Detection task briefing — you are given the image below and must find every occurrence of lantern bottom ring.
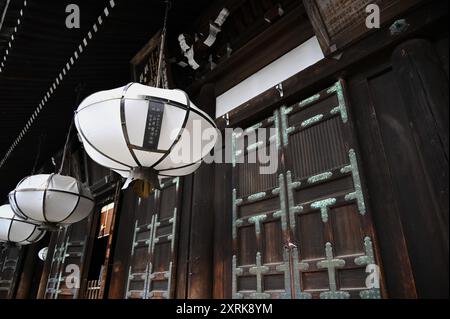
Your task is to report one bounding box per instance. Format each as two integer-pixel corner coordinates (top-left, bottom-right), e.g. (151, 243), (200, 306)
(38, 223), (62, 232)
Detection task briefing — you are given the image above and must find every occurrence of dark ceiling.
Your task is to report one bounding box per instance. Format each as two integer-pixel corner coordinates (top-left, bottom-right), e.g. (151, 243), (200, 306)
(0, 0), (211, 201)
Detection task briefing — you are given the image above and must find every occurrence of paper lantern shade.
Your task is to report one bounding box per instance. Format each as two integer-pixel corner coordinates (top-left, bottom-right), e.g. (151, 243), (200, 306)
(0, 204), (46, 245)
(9, 174), (94, 226)
(74, 83), (217, 181)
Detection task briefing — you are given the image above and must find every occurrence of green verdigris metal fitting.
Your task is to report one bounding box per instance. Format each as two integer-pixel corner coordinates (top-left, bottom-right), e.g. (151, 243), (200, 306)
(286, 171), (302, 229)
(232, 255), (243, 299)
(317, 242), (349, 299)
(355, 237), (381, 299)
(343, 149), (366, 216)
(168, 208), (177, 252)
(248, 214), (267, 235)
(298, 93), (321, 108)
(247, 191), (266, 202)
(307, 171), (333, 184)
(232, 189), (243, 239)
(280, 106), (290, 146)
(355, 237), (376, 266)
(311, 198), (337, 223)
(275, 248), (292, 299)
(273, 174), (288, 231)
(327, 81), (348, 123)
(291, 247), (311, 299)
(249, 252), (270, 299)
(301, 114), (324, 128)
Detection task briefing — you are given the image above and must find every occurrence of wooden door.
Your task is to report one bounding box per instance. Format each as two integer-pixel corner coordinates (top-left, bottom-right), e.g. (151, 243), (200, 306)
(231, 80), (384, 299)
(43, 219), (90, 299)
(125, 178), (181, 299)
(231, 111), (290, 298)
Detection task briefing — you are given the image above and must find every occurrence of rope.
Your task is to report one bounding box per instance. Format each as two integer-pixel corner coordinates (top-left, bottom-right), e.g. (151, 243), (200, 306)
(58, 84), (84, 174)
(156, 0), (171, 88)
(31, 134), (45, 175)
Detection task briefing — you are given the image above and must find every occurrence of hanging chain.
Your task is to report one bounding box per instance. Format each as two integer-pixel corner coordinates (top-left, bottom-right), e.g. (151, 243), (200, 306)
(156, 0), (171, 88)
(58, 120), (74, 174)
(31, 134), (45, 175)
(59, 84), (84, 174)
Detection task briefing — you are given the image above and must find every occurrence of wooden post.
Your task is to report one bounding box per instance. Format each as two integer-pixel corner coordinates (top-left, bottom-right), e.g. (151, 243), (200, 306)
(391, 39), (449, 298)
(15, 237), (48, 299)
(185, 84), (216, 298)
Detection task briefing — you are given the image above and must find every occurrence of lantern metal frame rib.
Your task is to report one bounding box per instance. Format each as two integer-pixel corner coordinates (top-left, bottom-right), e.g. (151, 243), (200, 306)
(8, 173), (95, 225)
(9, 176), (28, 220)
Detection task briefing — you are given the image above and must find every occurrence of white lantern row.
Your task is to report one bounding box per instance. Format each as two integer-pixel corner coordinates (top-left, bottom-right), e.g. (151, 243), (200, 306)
(3, 83), (216, 244)
(0, 204), (46, 245)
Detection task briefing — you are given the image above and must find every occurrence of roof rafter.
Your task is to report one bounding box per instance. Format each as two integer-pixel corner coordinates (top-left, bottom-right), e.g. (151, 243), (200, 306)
(0, 0), (116, 169)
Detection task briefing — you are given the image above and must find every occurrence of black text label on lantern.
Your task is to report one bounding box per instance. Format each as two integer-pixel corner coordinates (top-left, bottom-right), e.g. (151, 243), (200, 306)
(143, 100), (165, 150)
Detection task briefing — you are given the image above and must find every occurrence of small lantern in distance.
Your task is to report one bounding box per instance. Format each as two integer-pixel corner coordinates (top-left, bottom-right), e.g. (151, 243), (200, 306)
(9, 174), (95, 230)
(0, 204), (46, 245)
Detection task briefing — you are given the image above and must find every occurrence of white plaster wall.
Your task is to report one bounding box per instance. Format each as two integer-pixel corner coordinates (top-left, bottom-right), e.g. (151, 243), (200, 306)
(216, 36), (324, 119)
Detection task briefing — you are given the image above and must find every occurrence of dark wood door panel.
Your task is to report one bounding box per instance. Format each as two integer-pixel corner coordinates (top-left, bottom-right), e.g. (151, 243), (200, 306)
(230, 80), (384, 299)
(125, 178), (181, 299)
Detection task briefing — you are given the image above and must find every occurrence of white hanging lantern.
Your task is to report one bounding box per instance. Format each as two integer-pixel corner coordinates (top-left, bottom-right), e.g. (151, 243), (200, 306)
(0, 204), (46, 245)
(38, 247), (48, 261)
(74, 83), (217, 191)
(8, 174), (94, 229)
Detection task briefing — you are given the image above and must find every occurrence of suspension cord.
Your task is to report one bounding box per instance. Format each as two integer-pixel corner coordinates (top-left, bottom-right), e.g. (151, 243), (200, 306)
(156, 0), (171, 88)
(59, 84), (84, 174)
(31, 134), (45, 175)
(58, 119), (74, 174)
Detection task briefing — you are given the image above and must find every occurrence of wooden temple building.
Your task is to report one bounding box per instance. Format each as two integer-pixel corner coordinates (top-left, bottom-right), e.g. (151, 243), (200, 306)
(0, 0), (448, 299)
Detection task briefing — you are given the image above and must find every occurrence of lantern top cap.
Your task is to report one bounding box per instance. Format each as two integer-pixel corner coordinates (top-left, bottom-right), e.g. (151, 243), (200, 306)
(10, 173), (94, 201)
(76, 83), (189, 113)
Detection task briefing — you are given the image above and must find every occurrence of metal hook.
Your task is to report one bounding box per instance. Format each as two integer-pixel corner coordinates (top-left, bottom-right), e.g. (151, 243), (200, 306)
(276, 83), (284, 98)
(224, 113), (230, 126)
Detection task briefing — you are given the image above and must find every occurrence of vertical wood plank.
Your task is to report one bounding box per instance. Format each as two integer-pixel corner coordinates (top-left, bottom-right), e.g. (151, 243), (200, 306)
(186, 84), (216, 299)
(391, 39), (449, 298)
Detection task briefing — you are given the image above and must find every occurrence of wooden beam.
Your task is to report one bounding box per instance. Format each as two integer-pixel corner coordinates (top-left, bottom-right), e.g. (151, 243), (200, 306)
(187, 6), (311, 97)
(216, 0), (448, 130)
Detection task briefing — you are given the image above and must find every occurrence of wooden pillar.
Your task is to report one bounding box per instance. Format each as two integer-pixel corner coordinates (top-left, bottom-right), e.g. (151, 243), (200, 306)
(107, 188), (137, 299)
(175, 175), (193, 298)
(391, 39), (449, 298)
(15, 236), (50, 299)
(212, 162), (232, 298)
(36, 232), (58, 299)
(184, 84), (216, 298)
